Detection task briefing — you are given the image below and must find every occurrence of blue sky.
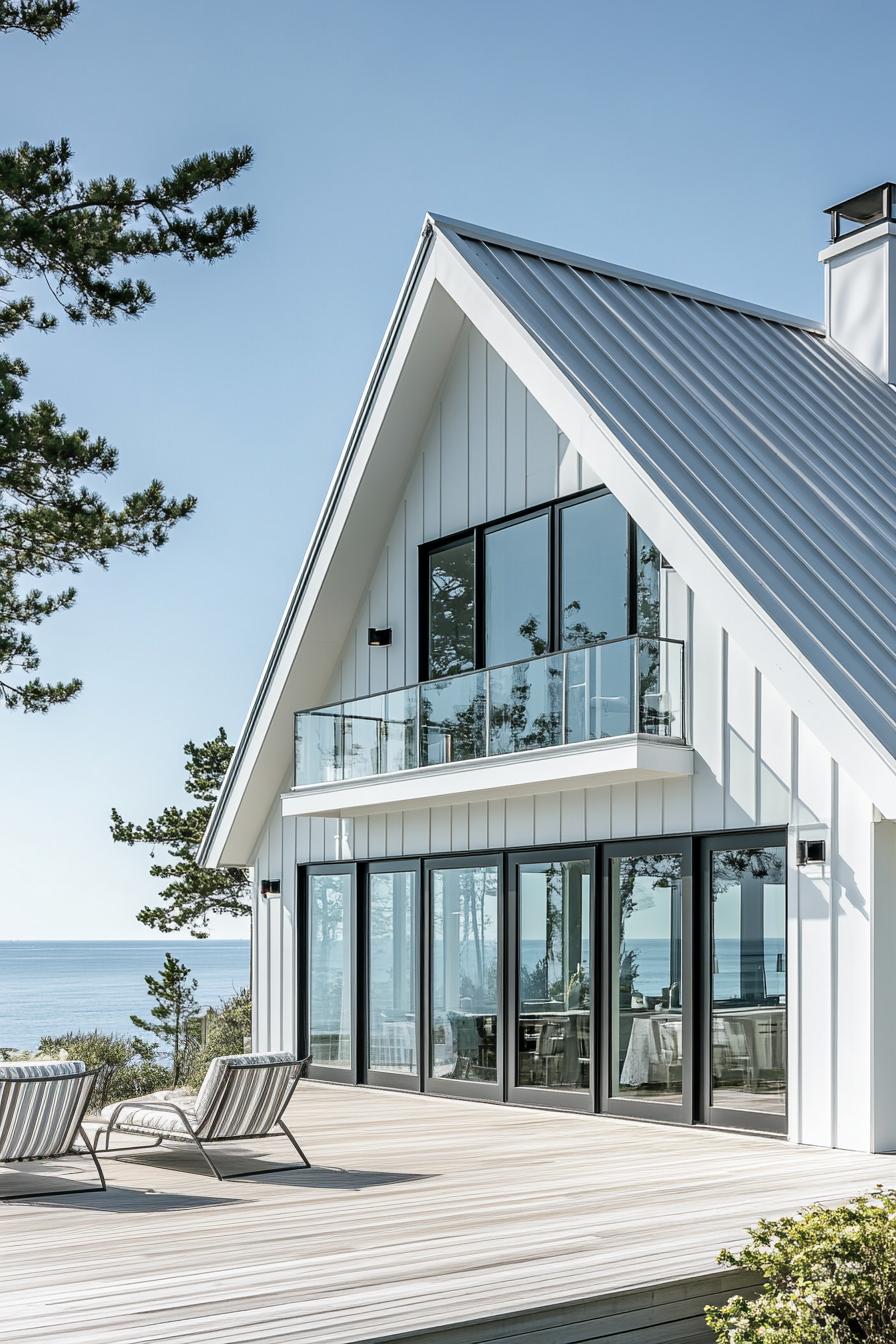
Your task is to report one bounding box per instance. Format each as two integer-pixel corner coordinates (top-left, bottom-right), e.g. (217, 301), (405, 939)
(1, 0), (893, 937)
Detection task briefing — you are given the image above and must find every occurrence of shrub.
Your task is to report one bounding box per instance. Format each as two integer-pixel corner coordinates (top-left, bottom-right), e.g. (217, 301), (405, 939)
(706, 1188), (896, 1343)
(185, 987), (251, 1089)
(36, 1031), (172, 1109)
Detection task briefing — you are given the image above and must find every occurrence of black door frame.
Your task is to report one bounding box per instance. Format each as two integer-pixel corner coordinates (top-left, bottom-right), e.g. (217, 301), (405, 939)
(300, 862), (359, 1084)
(506, 846), (597, 1113)
(364, 858), (424, 1093)
(600, 836), (695, 1124)
(422, 852), (505, 1103)
(698, 829), (788, 1136)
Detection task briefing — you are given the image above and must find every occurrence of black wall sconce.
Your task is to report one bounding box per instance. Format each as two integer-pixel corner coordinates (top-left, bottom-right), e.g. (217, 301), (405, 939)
(368, 626), (392, 647)
(260, 879), (281, 898)
(797, 839), (826, 866)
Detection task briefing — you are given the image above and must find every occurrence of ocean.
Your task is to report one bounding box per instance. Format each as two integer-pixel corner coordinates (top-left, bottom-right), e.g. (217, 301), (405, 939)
(0, 940), (251, 1053)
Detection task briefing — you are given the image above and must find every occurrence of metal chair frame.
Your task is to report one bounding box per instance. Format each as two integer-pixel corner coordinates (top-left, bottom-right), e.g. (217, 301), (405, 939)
(96, 1057), (312, 1181)
(1, 1067), (107, 1201)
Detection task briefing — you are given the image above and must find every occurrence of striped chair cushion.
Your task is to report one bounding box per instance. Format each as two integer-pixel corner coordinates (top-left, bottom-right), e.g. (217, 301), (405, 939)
(195, 1052), (298, 1141)
(0, 1060), (85, 1079)
(99, 1096), (200, 1142)
(0, 1062), (94, 1162)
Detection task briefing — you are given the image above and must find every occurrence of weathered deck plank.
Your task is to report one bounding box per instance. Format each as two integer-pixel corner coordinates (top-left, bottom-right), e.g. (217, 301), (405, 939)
(1, 1083), (895, 1342)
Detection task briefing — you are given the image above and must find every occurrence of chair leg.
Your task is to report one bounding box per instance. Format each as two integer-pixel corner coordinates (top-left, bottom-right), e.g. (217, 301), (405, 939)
(191, 1137), (226, 1181)
(189, 1124), (312, 1181)
(1, 1138), (106, 1202)
(78, 1126), (106, 1192)
(277, 1118), (311, 1168)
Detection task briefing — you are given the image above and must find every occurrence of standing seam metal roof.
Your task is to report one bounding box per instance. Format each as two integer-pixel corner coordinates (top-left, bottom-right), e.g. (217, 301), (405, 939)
(436, 219), (896, 765)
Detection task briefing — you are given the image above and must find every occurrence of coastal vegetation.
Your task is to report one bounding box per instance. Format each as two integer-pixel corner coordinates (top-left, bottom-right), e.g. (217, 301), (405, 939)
(0, 0), (255, 712)
(34, 1030), (170, 1106)
(185, 988), (252, 1089)
(130, 952), (200, 1088)
(706, 1189), (896, 1342)
(111, 729), (251, 939)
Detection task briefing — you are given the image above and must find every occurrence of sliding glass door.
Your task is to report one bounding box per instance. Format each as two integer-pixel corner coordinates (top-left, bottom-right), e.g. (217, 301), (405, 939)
(701, 834), (787, 1134)
(425, 856), (503, 1101)
(602, 840), (693, 1122)
(366, 862), (420, 1091)
(508, 850), (595, 1111)
(305, 865), (356, 1082)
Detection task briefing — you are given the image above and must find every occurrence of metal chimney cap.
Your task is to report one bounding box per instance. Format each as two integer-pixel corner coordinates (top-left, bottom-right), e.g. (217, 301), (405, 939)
(825, 183), (896, 241)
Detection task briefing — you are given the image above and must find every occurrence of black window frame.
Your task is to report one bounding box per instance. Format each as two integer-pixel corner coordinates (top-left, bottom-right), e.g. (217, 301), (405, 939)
(300, 862), (359, 1084)
(418, 487), (642, 682)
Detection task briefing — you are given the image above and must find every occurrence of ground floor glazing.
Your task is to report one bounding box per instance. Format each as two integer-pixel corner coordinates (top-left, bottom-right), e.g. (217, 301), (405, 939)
(298, 827), (787, 1135)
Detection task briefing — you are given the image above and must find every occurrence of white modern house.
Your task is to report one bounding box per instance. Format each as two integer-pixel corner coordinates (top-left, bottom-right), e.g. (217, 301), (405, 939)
(200, 185), (896, 1154)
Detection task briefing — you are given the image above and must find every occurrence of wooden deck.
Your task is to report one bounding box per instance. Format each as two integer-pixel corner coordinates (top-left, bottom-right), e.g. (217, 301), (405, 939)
(3, 1083), (896, 1343)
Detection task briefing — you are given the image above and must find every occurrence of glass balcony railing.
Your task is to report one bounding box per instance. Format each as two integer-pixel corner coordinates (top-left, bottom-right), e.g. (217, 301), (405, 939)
(294, 635), (685, 789)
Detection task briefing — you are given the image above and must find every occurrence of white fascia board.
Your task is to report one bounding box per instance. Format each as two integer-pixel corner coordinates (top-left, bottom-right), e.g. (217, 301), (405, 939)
(433, 231), (896, 818)
(200, 233), (447, 868)
(282, 737), (694, 820)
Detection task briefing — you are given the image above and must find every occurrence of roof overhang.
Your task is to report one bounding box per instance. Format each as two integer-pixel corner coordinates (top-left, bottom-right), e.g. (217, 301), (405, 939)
(201, 217), (896, 868)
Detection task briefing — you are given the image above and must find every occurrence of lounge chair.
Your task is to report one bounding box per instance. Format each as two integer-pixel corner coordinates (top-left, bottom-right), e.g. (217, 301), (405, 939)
(0, 1060), (105, 1200)
(97, 1052), (311, 1180)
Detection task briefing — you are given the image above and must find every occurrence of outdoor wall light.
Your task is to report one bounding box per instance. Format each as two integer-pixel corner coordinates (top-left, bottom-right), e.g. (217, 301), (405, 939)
(797, 839), (826, 866)
(260, 879), (281, 898)
(367, 626), (392, 647)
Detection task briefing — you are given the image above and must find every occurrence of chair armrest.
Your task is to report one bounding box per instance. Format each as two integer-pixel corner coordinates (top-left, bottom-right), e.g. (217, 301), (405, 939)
(104, 1099), (198, 1136)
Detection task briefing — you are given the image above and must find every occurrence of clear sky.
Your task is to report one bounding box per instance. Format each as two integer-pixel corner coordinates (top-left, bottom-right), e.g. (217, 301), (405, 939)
(1, 0), (893, 938)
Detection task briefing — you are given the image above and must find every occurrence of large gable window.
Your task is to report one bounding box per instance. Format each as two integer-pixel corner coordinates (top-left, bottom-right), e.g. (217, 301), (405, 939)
(421, 488), (661, 680)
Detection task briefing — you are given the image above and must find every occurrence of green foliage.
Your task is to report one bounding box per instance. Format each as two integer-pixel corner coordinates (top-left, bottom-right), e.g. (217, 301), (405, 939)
(0, 10), (255, 711)
(706, 1189), (896, 1343)
(111, 727), (250, 937)
(185, 987), (251, 1089)
(0, 0), (75, 39)
(130, 952), (200, 1086)
(36, 1030), (171, 1108)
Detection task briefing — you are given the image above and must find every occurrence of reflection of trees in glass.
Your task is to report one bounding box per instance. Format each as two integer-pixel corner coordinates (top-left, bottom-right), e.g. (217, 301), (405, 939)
(711, 847), (785, 896)
(634, 529), (667, 733)
(454, 868), (497, 1005)
(615, 853), (681, 997)
(562, 599), (606, 649)
(429, 541), (475, 677)
(420, 682), (486, 761)
(490, 654), (562, 753)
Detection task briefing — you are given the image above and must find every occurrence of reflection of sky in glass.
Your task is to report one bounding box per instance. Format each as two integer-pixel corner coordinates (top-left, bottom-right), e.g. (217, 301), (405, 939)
(485, 514), (549, 665)
(561, 494), (628, 645)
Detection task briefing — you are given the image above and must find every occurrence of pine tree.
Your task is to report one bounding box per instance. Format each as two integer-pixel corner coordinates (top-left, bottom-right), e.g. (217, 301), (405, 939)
(130, 952), (200, 1086)
(0, 3), (256, 710)
(111, 728), (251, 938)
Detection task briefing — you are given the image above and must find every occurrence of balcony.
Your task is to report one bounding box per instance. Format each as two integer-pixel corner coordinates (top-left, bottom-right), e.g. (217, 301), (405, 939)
(287, 636), (691, 817)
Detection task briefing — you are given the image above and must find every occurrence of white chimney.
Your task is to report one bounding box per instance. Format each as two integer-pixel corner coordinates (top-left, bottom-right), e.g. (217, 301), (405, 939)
(819, 184), (896, 383)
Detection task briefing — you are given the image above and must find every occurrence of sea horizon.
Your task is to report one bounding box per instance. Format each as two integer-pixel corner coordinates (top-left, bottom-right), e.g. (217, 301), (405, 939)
(1, 939), (251, 1053)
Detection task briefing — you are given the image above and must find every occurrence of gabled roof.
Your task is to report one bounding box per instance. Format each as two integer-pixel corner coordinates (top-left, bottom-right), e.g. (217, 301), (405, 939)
(200, 215), (896, 867)
(435, 214), (896, 768)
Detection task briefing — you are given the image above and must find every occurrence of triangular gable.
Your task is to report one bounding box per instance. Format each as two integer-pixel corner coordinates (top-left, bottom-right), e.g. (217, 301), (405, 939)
(201, 216), (896, 867)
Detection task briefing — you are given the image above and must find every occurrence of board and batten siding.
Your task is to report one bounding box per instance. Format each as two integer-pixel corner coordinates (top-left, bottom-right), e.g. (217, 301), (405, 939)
(250, 320), (884, 1153)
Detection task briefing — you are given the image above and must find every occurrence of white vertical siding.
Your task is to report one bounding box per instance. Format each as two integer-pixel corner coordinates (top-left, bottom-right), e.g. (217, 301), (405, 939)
(247, 321), (882, 1152)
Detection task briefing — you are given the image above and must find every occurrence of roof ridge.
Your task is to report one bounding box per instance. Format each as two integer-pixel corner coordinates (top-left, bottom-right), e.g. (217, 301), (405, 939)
(428, 212), (824, 335)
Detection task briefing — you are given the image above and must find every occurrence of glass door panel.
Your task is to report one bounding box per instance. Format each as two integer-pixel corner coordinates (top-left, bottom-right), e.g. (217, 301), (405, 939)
(706, 840), (787, 1132)
(367, 866), (419, 1089)
(307, 868), (355, 1081)
(426, 860), (502, 1100)
(603, 842), (692, 1121)
(509, 852), (594, 1110)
